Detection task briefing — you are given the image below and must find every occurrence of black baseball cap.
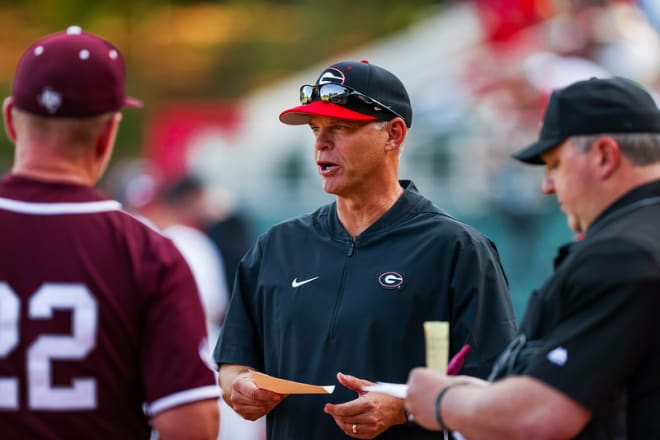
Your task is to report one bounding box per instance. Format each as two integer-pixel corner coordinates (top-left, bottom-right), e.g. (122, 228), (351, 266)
(513, 77), (660, 164)
(279, 60), (413, 127)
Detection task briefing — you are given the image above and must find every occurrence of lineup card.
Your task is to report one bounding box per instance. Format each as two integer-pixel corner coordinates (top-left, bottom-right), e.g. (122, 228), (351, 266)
(249, 370), (335, 394)
(424, 321), (449, 373)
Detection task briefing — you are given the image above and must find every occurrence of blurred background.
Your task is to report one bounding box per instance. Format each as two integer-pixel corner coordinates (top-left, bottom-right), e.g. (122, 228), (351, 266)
(3, 1), (660, 438)
(2, 0), (660, 321)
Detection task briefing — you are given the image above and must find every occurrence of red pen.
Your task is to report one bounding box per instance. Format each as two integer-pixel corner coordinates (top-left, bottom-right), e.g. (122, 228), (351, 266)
(446, 344), (471, 375)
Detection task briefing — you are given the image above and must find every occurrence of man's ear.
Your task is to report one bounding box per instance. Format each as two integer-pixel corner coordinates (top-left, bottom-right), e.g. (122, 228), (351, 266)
(594, 136), (620, 179)
(96, 112), (122, 159)
(92, 113), (122, 183)
(384, 117), (407, 152)
(3, 97), (17, 143)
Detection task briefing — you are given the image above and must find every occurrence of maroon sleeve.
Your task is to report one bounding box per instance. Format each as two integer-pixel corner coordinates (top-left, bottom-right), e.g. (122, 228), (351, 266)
(136, 228), (219, 415)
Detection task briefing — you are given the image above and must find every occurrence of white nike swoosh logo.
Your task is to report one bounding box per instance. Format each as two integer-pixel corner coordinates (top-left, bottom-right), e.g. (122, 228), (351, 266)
(291, 276), (319, 288)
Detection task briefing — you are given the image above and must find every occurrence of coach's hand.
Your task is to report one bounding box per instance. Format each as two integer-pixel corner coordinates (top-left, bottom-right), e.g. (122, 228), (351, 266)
(324, 372), (406, 439)
(228, 371), (286, 421)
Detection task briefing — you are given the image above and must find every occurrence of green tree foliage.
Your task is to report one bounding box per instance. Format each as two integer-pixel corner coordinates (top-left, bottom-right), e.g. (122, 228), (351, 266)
(0, 0), (446, 160)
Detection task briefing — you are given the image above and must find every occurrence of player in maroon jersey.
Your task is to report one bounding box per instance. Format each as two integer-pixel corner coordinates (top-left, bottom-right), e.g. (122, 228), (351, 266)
(0, 26), (220, 439)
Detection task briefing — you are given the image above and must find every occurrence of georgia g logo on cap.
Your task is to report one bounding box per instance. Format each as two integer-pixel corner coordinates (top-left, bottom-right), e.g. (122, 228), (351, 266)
(317, 67), (345, 85)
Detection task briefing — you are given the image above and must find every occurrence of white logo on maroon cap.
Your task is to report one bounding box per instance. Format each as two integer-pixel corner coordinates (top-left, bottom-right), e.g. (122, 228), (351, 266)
(37, 88), (62, 114)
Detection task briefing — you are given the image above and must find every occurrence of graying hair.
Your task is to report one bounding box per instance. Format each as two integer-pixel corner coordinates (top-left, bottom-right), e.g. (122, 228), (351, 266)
(372, 120), (389, 130)
(570, 133), (660, 166)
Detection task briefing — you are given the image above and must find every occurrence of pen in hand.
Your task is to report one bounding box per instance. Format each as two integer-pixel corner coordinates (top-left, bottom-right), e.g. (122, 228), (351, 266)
(446, 344), (471, 375)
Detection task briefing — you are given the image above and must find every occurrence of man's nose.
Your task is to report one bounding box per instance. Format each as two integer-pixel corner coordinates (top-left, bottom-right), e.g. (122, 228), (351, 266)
(314, 129), (331, 151)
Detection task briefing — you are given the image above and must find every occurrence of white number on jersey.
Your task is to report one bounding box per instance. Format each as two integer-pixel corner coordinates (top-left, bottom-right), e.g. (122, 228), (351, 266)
(0, 282), (98, 410)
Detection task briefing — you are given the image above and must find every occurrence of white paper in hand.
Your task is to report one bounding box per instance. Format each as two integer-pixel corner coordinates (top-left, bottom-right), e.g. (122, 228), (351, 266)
(361, 382), (408, 399)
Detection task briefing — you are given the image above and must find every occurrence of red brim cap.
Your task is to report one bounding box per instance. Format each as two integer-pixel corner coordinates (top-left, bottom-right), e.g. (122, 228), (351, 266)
(279, 100), (377, 125)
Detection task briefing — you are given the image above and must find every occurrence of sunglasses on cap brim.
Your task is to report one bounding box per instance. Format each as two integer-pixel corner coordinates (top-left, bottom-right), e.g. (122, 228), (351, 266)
(299, 83), (404, 121)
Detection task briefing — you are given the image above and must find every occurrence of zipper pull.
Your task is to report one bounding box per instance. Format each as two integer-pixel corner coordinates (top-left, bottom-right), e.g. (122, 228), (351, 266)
(346, 241), (355, 257)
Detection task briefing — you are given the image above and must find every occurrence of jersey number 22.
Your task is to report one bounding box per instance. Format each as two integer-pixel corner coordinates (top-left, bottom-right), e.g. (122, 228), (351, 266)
(0, 282), (98, 410)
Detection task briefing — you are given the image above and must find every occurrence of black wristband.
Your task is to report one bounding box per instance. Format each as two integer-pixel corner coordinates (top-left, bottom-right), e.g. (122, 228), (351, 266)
(434, 384), (457, 431)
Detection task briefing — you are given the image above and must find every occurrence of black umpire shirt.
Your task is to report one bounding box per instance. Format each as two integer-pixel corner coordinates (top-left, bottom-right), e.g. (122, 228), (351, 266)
(520, 179), (660, 439)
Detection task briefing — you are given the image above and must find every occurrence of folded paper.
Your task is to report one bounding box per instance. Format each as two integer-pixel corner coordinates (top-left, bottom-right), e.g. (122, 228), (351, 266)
(249, 370), (335, 394)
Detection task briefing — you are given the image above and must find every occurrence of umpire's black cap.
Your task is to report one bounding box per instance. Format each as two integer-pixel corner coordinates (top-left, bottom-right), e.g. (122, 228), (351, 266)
(513, 77), (660, 165)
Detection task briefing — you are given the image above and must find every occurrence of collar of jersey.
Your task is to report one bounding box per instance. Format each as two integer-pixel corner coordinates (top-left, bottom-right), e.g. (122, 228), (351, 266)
(317, 180), (432, 243)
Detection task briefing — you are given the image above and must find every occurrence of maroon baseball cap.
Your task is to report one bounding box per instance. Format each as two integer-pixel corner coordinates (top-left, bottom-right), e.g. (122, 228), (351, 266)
(11, 25), (142, 117)
(279, 60), (413, 127)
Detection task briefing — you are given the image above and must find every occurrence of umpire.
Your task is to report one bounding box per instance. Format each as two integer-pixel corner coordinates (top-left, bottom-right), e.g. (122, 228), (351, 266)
(405, 77), (660, 438)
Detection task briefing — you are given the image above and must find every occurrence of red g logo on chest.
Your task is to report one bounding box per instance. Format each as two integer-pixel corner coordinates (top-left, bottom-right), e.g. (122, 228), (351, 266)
(378, 271), (404, 289)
